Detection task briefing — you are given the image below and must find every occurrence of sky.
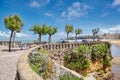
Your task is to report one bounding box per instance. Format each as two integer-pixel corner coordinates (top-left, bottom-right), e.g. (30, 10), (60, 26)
(0, 0), (120, 42)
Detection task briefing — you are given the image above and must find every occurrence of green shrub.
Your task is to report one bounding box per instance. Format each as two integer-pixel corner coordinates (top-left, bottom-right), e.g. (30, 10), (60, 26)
(66, 62), (76, 69)
(59, 74), (83, 80)
(82, 59), (91, 68)
(75, 62), (83, 69)
(64, 45), (91, 71)
(103, 55), (111, 67)
(64, 43), (111, 76)
(64, 53), (71, 62)
(29, 50), (53, 79)
(29, 62), (39, 74)
(92, 44), (109, 60)
(75, 45), (91, 56)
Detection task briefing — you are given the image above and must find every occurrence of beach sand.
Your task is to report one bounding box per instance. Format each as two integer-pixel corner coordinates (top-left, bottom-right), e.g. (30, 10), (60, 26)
(102, 39), (120, 47)
(112, 57), (120, 65)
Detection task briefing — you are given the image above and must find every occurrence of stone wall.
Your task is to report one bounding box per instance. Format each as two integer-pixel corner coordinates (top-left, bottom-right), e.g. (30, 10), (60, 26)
(52, 62), (84, 80)
(17, 46), (43, 80)
(40, 42), (110, 50)
(0, 41), (21, 45)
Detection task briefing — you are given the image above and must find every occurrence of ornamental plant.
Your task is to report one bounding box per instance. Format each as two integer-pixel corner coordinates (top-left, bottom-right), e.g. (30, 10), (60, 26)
(91, 44), (109, 61)
(103, 54), (111, 67)
(64, 45), (91, 71)
(64, 43), (111, 75)
(29, 49), (53, 79)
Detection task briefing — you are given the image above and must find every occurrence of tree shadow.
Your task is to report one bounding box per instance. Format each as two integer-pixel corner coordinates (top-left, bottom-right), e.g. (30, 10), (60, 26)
(2, 48), (22, 52)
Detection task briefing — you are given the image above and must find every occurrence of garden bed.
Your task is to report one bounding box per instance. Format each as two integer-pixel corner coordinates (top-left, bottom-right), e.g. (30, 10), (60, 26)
(63, 43), (113, 79)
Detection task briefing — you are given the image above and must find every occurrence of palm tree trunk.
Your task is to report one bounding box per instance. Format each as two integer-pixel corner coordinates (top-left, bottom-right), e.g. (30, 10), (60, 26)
(12, 32), (16, 47)
(93, 34), (95, 41)
(67, 33), (69, 41)
(76, 34), (77, 42)
(9, 30), (14, 52)
(39, 34), (41, 43)
(48, 35), (51, 43)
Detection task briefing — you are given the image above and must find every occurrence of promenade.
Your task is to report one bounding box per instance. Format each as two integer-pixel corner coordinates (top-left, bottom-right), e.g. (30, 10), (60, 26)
(0, 45), (26, 80)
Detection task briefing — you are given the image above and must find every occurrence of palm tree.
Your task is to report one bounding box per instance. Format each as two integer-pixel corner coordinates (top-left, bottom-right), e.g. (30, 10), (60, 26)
(4, 14), (24, 52)
(75, 28), (82, 42)
(41, 24), (48, 36)
(12, 22), (24, 47)
(12, 29), (21, 47)
(30, 25), (42, 43)
(65, 24), (74, 41)
(47, 26), (57, 43)
(92, 28), (99, 41)
(30, 24), (48, 43)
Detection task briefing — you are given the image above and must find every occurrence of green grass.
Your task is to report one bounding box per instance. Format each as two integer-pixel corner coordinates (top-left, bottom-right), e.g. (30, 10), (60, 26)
(29, 62), (39, 74)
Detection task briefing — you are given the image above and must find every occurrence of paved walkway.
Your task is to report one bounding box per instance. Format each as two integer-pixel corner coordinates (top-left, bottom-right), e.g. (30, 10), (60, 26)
(0, 45), (27, 80)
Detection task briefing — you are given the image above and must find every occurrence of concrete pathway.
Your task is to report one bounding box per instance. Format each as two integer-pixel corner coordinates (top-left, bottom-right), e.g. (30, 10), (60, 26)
(0, 45), (26, 80)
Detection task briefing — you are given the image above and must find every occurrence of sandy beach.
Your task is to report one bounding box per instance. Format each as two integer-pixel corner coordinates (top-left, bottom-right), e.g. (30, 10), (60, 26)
(102, 39), (120, 47)
(112, 57), (120, 65)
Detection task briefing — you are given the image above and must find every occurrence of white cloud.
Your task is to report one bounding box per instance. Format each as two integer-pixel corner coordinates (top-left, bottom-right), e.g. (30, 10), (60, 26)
(53, 32), (76, 40)
(0, 30), (30, 40)
(30, 0), (40, 7)
(0, 31), (9, 38)
(61, 2), (91, 20)
(44, 12), (53, 17)
(30, 0), (50, 8)
(16, 33), (29, 38)
(54, 32), (66, 37)
(112, 0), (120, 7)
(100, 25), (120, 34)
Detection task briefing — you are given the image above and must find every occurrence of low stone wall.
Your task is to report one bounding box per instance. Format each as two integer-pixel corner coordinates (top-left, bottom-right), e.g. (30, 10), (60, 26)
(52, 62), (83, 80)
(17, 46), (43, 80)
(40, 41), (110, 50)
(0, 41), (21, 45)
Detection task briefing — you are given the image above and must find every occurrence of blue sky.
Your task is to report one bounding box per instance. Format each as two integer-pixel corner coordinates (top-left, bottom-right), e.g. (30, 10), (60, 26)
(0, 0), (120, 41)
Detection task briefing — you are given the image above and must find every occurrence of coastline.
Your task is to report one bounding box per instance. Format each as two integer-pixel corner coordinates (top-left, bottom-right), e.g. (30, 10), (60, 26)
(101, 39), (120, 65)
(112, 57), (120, 65)
(101, 39), (120, 47)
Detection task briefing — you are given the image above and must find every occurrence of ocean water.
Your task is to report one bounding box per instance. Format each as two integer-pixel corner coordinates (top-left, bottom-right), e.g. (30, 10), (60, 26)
(19, 40), (37, 44)
(110, 44), (120, 79)
(111, 45), (120, 57)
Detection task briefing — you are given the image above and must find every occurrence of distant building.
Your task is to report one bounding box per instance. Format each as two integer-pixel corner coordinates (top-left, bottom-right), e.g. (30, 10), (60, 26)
(102, 33), (120, 39)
